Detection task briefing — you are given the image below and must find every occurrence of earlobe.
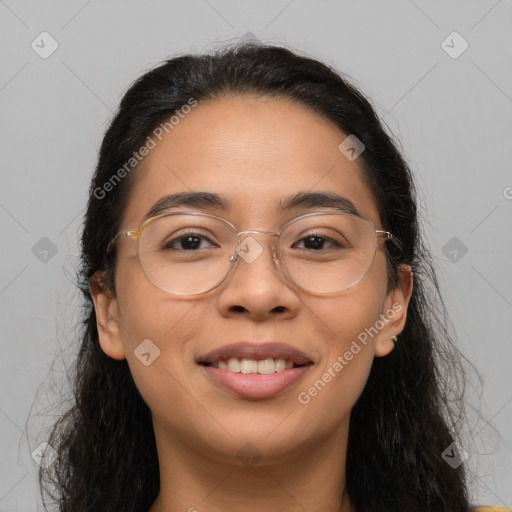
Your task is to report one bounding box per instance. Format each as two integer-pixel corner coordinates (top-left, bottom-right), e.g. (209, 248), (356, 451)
(375, 264), (414, 357)
(89, 272), (126, 360)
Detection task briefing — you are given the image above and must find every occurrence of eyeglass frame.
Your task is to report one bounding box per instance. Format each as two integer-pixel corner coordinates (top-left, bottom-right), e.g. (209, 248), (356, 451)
(106, 210), (397, 295)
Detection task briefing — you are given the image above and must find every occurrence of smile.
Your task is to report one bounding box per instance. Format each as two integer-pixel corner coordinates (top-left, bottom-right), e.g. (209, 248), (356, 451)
(202, 356), (303, 374)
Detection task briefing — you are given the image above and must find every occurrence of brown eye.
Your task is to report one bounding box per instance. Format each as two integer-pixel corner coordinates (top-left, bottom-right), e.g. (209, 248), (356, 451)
(162, 233), (216, 251)
(293, 235), (342, 251)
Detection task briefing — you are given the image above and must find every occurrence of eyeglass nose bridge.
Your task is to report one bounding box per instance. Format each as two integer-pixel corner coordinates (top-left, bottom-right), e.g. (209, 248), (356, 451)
(228, 229), (281, 265)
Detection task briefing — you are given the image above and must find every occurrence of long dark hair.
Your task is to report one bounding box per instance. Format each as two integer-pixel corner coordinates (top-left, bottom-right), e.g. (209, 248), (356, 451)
(38, 41), (473, 511)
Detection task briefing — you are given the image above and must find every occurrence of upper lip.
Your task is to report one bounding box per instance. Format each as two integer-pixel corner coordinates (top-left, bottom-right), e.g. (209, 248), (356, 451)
(197, 342), (314, 366)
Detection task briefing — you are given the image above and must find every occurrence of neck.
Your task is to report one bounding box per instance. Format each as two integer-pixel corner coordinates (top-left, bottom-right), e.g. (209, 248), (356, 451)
(148, 417), (355, 512)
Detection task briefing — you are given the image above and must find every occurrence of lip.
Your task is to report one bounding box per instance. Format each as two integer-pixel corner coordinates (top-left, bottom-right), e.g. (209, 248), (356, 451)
(197, 341), (314, 399)
(201, 365), (313, 399)
(197, 341), (314, 366)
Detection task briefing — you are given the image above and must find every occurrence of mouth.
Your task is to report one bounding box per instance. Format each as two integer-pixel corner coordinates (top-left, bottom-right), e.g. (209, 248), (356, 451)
(197, 342), (315, 399)
(199, 357), (310, 374)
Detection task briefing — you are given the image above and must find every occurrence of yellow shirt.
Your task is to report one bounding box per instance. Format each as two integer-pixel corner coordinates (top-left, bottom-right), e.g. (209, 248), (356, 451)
(475, 507), (512, 511)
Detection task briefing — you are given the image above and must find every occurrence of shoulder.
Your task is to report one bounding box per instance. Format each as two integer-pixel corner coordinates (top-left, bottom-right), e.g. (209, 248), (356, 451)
(474, 507), (512, 512)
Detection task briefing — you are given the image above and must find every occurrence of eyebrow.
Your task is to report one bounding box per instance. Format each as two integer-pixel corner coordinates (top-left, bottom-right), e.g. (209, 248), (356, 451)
(144, 190), (360, 220)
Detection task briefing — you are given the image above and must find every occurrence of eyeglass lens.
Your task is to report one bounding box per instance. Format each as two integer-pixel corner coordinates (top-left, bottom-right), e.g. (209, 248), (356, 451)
(137, 213), (378, 295)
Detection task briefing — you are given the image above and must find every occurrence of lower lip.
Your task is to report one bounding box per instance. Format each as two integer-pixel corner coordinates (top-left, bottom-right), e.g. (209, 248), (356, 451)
(200, 364), (312, 399)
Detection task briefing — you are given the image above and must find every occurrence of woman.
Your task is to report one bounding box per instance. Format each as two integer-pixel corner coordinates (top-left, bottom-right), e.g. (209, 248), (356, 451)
(39, 42), (509, 511)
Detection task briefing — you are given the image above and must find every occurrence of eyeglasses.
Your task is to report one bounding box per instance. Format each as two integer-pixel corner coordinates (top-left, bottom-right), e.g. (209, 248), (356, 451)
(107, 211), (396, 296)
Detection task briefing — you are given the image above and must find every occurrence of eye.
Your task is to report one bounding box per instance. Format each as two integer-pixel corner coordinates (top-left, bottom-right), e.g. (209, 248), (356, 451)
(162, 232), (217, 251)
(293, 233), (346, 251)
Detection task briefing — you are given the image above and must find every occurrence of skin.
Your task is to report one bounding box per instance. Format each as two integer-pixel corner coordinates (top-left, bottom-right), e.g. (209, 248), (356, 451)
(91, 94), (413, 512)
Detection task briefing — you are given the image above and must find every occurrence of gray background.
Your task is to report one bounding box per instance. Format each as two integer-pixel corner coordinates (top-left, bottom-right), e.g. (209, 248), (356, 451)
(0, 1), (511, 510)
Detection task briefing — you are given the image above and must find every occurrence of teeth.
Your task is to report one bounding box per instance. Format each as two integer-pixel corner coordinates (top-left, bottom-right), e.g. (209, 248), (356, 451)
(213, 357), (297, 374)
(227, 358), (241, 372)
(275, 358), (287, 372)
(240, 359), (258, 374)
(258, 358), (275, 375)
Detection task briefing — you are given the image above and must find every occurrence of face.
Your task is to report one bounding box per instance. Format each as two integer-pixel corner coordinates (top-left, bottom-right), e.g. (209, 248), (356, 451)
(91, 94), (412, 467)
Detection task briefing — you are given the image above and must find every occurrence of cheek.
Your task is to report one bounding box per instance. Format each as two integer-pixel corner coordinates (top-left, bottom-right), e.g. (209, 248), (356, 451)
(113, 258), (205, 403)
(115, 253), (203, 342)
(297, 258), (388, 418)
(295, 314), (378, 437)
(307, 254), (388, 350)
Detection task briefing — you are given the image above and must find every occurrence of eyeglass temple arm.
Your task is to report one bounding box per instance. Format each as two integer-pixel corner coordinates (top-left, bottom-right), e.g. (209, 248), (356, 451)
(107, 230), (140, 254)
(376, 230), (404, 253)
(376, 230), (393, 240)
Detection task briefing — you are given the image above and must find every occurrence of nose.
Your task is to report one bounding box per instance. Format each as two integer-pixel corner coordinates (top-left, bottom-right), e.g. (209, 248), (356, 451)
(216, 231), (301, 320)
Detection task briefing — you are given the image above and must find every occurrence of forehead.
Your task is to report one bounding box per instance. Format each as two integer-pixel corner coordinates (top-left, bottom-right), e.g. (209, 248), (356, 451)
(121, 94), (381, 229)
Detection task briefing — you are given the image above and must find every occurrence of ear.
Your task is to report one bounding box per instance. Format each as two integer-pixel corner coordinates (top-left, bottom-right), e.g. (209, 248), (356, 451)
(89, 271), (126, 360)
(375, 264), (414, 357)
